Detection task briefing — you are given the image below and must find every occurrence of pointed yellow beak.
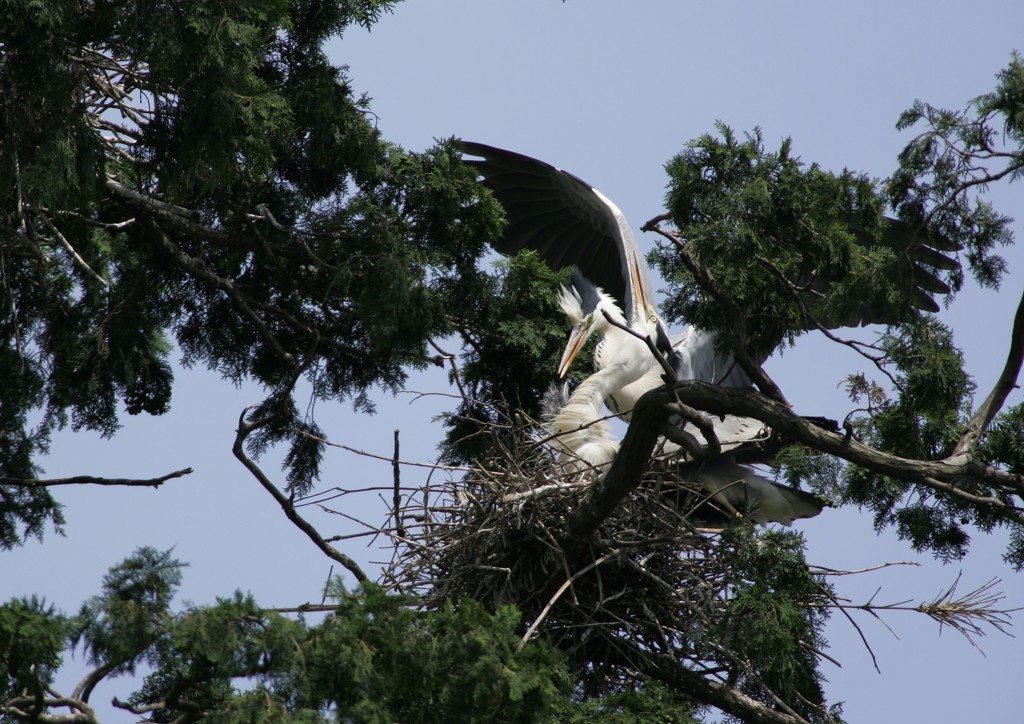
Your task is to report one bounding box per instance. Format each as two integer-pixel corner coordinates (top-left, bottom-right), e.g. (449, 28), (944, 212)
(558, 320), (592, 378)
(630, 249), (654, 320)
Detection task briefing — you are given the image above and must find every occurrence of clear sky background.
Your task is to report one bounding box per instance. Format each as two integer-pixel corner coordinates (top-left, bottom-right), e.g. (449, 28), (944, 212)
(4, 2), (1024, 721)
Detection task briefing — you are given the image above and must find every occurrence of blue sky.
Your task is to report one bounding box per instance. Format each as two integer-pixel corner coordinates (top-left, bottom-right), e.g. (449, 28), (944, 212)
(4, 2), (1024, 721)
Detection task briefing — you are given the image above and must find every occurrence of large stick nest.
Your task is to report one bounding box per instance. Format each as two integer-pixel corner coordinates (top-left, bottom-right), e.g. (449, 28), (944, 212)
(381, 411), (800, 694)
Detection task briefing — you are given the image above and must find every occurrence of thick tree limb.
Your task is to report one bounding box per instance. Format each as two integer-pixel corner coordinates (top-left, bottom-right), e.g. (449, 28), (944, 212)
(568, 379), (1024, 540)
(657, 382), (1024, 495)
(610, 644), (811, 724)
(567, 388), (665, 538)
(0, 696), (97, 723)
(953, 285), (1024, 458)
(1, 468), (192, 488)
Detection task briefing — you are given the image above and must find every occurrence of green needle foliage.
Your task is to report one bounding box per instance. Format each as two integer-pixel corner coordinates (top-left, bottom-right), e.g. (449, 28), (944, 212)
(0, 597), (69, 705)
(2, 0), (1024, 720)
(717, 527), (832, 721)
(650, 78), (1024, 566)
(440, 251), (582, 465)
(4, 549), (573, 723)
(0, 0), (504, 533)
(654, 124), (965, 359)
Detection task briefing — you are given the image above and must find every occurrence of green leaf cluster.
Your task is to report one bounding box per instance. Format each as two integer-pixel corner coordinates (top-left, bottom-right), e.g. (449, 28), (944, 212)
(0, 597), (69, 704)
(890, 53), (1023, 290)
(3, 549), (575, 723)
(716, 526), (832, 722)
(840, 317), (1024, 565)
(1, 1), (504, 528)
(655, 124), (933, 359)
(440, 252), (580, 465)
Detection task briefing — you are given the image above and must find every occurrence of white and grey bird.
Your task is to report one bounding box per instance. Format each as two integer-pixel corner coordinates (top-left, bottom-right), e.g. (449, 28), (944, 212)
(542, 274), (662, 473)
(463, 141), (956, 526)
(541, 272), (820, 525)
(462, 142), (814, 523)
(555, 267), (768, 454)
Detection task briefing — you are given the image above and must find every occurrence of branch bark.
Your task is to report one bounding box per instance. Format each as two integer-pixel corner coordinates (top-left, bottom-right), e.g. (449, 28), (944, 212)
(953, 284), (1024, 458)
(233, 408), (368, 583)
(1, 468), (192, 488)
(567, 378), (1024, 541)
(642, 220), (789, 403)
(609, 643), (811, 724)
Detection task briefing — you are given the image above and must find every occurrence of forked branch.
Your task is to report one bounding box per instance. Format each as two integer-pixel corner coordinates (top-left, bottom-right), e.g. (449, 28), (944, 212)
(233, 407), (368, 583)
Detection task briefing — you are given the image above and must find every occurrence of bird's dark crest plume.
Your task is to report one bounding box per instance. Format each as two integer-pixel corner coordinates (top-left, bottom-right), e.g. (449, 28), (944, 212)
(569, 268), (603, 318)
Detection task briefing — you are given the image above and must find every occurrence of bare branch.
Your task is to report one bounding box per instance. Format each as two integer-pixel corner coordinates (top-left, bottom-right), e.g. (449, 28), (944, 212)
(233, 408), (368, 583)
(392, 429), (405, 538)
(39, 214), (110, 289)
(819, 574), (1019, 650)
(518, 550), (621, 652)
(954, 285), (1024, 458)
(1, 468), (193, 488)
(296, 430), (471, 473)
(1, 696), (98, 723)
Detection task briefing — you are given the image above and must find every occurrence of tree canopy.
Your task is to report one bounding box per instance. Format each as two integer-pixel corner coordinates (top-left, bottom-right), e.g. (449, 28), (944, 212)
(2, 2), (1023, 722)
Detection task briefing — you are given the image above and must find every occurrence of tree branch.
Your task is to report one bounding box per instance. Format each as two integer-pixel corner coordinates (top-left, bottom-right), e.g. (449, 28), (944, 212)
(233, 408), (368, 583)
(568, 377), (1024, 541)
(143, 219), (296, 365)
(953, 284), (1024, 458)
(642, 220), (789, 403)
(669, 381), (1024, 494)
(567, 384), (666, 539)
(613, 643), (811, 724)
(1, 468), (193, 488)
(0, 696), (97, 724)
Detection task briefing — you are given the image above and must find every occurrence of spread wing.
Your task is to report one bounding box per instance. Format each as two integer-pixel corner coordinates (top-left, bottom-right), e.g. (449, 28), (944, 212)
(462, 141), (652, 325)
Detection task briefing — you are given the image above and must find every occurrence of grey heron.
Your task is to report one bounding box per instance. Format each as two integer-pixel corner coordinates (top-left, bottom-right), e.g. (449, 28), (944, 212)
(462, 141), (768, 454)
(541, 269), (821, 525)
(462, 141), (955, 525)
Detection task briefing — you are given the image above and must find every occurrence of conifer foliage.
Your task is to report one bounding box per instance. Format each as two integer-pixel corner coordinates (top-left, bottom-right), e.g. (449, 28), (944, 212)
(3, 2), (1024, 722)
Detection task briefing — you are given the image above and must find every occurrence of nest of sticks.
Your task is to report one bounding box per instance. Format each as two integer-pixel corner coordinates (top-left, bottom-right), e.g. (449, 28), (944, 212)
(371, 407), (1015, 714)
(381, 411), (771, 684)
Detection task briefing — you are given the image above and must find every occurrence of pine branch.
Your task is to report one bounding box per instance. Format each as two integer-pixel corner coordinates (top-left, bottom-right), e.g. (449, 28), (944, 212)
(641, 219), (789, 404)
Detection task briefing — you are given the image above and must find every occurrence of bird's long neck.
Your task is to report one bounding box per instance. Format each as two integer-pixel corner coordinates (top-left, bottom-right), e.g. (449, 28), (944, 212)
(593, 321), (635, 371)
(562, 371), (610, 421)
(546, 372), (619, 470)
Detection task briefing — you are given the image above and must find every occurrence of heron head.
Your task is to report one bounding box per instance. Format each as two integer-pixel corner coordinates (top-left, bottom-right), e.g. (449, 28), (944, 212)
(556, 271), (623, 378)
